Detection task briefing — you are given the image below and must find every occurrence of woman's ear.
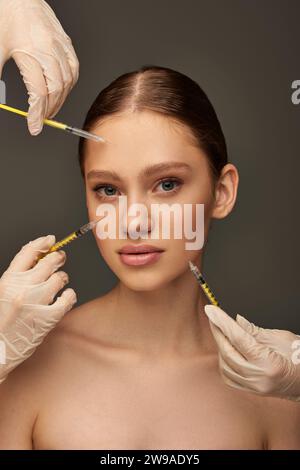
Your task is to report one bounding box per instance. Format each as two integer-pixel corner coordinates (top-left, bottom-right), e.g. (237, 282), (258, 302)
(211, 164), (239, 219)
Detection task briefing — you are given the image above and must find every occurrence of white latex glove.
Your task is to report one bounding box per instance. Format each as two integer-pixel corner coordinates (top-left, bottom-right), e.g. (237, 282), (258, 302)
(0, 235), (77, 384)
(0, 0), (79, 135)
(204, 305), (300, 402)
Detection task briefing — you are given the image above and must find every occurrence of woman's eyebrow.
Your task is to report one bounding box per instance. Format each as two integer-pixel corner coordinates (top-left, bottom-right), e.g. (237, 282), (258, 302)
(141, 162), (192, 178)
(87, 169), (122, 182)
(86, 162), (192, 181)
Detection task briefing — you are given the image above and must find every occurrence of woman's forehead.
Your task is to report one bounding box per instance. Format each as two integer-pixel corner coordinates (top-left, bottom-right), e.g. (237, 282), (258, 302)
(84, 111), (205, 174)
(90, 111), (196, 147)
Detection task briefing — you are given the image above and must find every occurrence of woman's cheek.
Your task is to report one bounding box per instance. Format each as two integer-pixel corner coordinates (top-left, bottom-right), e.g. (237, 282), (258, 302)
(87, 196), (100, 218)
(95, 238), (117, 267)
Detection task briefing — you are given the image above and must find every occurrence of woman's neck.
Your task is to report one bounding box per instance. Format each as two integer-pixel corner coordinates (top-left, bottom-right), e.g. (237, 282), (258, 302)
(106, 266), (218, 361)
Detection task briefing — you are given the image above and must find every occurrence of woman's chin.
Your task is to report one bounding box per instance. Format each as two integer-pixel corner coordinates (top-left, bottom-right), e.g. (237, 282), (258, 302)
(113, 270), (177, 292)
(119, 277), (169, 292)
(111, 266), (188, 292)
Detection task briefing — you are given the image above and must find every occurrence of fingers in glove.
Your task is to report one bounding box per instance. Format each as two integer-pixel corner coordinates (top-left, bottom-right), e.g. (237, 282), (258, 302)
(24, 270), (69, 305)
(218, 363), (256, 394)
(47, 39), (77, 119)
(60, 35), (79, 87)
(23, 287), (77, 327)
(236, 314), (297, 357)
(9, 288), (77, 352)
(209, 320), (262, 376)
(11, 50), (49, 135)
(37, 287), (77, 322)
(12, 49), (69, 133)
(218, 354), (262, 393)
(205, 305), (260, 362)
(33, 53), (65, 123)
(236, 314), (267, 338)
(29, 250), (67, 283)
(4, 235), (56, 274)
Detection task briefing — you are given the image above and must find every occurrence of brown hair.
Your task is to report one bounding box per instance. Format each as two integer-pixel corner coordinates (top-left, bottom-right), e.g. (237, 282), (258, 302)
(78, 65), (228, 181)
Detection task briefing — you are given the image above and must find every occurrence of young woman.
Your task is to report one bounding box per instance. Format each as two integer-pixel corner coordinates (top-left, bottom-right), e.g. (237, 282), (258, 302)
(0, 65), (299, 450)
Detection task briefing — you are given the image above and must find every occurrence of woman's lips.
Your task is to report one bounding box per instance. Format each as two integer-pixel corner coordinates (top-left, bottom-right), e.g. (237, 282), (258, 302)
(118, 245), (165, 266)
(119, 252), (163, 266)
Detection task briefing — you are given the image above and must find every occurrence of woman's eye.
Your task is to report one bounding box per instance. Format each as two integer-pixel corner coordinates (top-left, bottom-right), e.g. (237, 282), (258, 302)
(93, 184), (120, 198)
(156, 179), (182, 193)
(92, 179), (182, 198)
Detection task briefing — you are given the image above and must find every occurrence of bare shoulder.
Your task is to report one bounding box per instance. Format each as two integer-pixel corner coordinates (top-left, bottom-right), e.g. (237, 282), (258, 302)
(2, 285), (119, 395)
(261, 394), (300, 449)
(23, 291), (114, 371)
(227, 380), (300, 450)
(0, 293), (112, 449)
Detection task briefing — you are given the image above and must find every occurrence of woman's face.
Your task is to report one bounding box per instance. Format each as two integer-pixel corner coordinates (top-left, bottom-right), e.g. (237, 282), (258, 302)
(83, 110), (220, 291)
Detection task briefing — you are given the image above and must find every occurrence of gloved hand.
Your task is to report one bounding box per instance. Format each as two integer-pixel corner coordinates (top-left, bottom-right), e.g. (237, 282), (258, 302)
(0, 0), (79, 135)
(204, 305), (300, 402)
(0, 235), (77, 384)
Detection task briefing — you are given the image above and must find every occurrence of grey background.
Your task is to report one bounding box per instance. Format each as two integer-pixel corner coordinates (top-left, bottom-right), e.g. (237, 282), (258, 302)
(1, 0), (299, 332)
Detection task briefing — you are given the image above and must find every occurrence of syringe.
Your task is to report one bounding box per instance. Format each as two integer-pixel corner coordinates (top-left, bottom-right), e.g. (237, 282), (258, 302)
(0, 103), (105, 143)
(36, 218), (102, 262)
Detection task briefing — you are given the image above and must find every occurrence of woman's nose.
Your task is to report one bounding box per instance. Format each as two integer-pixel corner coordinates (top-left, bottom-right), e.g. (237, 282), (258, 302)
(119, 197), (154, 239)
